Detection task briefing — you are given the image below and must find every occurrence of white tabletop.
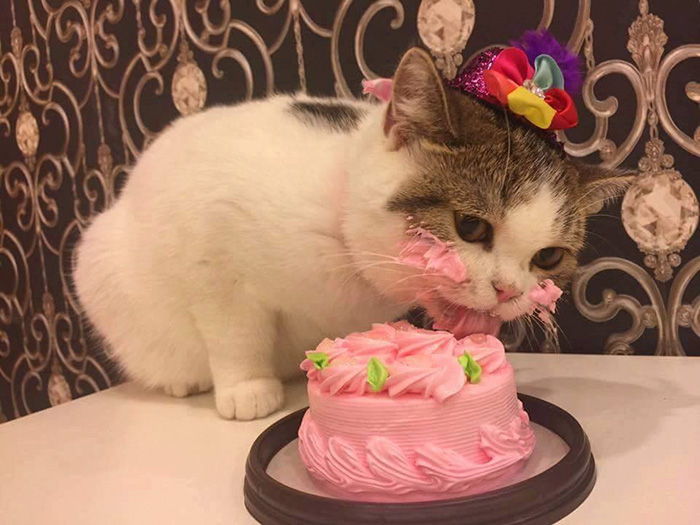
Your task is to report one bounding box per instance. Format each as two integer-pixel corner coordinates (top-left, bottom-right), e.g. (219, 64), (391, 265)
(1, 354), (699, 524)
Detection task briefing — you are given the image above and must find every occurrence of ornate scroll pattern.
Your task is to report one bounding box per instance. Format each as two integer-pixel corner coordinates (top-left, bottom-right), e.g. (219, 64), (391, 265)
(621, 139), (698, 281)
(0, 0), (435, 420)
(573, 256), (700, 356)
(562, 1), (699, 280)
(573, 258), (666, 355)
(564, 1), (699, 354)
(669, 257), (700, 355)
(1, 0), (698, 420)
(561, 1), (700, 166)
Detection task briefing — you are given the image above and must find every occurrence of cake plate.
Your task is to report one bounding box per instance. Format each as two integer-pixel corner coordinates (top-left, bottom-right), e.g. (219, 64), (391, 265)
(244, 394), (595, 525)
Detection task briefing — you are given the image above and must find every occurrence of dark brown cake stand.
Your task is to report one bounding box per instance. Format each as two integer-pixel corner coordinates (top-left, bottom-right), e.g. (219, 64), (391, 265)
(244, 394), (595, 525)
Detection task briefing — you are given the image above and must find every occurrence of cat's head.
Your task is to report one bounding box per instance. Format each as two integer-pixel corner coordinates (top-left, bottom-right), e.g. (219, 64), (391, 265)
(345, 48), (632, 324)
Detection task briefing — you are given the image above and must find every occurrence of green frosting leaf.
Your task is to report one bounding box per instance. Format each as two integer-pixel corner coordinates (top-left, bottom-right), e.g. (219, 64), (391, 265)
(458, 353), (482, 384)
(366, 357), (389, 392)
(307, 352), (330, 370)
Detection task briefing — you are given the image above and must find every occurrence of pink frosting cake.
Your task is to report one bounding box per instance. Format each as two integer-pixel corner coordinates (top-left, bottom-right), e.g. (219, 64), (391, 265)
(298, 323), (536, 502)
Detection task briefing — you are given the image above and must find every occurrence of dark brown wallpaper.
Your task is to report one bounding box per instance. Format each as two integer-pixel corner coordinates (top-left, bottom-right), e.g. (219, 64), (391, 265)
(0, 0), (698, 421)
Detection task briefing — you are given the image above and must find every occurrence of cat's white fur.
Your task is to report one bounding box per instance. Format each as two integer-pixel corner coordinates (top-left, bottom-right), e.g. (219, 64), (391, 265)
(74, 95), (564, 420)
(445, 188), (561, 321)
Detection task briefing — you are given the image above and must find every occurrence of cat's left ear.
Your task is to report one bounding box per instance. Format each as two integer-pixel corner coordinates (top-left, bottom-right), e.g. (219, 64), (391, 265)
(577, 163), (636, 214)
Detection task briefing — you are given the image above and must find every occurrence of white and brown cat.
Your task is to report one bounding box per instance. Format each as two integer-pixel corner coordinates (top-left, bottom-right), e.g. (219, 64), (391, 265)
(74, 48), (630, 420)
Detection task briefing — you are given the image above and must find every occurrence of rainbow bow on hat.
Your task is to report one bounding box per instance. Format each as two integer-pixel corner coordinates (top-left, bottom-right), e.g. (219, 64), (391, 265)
(361, 31), (582, 138)
(446, 30), (582, 135)
(483, 48), (577, 130)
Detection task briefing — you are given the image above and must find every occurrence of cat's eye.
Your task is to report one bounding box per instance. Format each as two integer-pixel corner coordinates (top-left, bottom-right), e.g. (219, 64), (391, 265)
(532, 247), (565, 270)
(454, 212), (491, 243)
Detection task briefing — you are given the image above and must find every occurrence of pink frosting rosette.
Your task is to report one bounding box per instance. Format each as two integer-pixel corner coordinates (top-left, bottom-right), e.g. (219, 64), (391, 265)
(394, 328), (457, 358)
(456, 334), (507, 374)
(318, 356), (372, 396)
(300, 320), (513, 401)
(386, 354), (466, 402)
(397, 227), (468, 283)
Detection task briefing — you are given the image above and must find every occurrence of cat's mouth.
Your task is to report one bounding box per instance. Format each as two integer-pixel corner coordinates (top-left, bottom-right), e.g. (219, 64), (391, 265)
(420, 295), (503, 339)
(416, 280), (562, 339)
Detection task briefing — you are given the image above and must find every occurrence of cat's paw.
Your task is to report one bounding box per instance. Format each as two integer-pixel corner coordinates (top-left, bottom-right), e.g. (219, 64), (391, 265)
(163, 381), (212, 398)
(215, 378), (284, 420)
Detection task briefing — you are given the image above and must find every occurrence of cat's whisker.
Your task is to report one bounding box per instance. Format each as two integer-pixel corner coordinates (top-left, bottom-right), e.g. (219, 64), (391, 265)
(528, 317), (543, 352)
(330, 259), (408, 275)
(321, 250), (398, 261)
(328, 260), (409, 310)
(570, 183), (623, 210)
(377, 272), (446, 298)
(521, 317), (534, 352)
(589, 213), (624, 221)
(583, 230), (623, 255)
(503, 108), (512, 179)
(544, 314), (568, 350)
(517, 316), (534, 352)
(526, 309), (566, 352)
(518, 314), (536, 352)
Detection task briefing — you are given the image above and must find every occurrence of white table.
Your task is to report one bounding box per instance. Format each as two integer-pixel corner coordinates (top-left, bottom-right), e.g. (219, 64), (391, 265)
(1, 354), (698, 524)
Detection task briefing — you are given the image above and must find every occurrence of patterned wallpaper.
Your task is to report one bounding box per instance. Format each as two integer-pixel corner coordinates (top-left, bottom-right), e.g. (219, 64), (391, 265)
(0, 0), (698, 421)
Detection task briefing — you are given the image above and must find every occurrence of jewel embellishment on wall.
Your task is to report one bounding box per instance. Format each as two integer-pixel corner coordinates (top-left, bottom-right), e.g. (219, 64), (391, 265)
(172, 39), (208, 117)
(571, 0), (700, 355)
(622, 140), (699, 281)
(417, 0), (476, 79)
(15, 96), (39, 169)
(619, 6), (699, 282)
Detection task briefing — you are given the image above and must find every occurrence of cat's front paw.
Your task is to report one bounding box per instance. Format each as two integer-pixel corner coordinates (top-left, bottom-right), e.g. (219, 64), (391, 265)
(215, 378), (284, 420)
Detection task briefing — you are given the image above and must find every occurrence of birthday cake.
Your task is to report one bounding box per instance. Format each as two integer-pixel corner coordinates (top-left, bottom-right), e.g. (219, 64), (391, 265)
(296, 198), (562, 503)
(298, 324), (536, 502)
(295, 29), (579, 502)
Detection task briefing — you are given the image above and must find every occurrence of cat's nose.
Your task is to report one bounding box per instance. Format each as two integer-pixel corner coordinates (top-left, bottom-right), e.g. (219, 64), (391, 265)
(492, 281), (522, 303)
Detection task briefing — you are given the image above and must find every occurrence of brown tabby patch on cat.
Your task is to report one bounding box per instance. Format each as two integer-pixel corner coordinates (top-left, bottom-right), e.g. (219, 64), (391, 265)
(383, 48), (633, 289)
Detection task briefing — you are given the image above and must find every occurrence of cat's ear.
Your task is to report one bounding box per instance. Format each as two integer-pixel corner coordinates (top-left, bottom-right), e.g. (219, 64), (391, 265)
(384, 48), (456, 149)
(577, 163), (636, 214)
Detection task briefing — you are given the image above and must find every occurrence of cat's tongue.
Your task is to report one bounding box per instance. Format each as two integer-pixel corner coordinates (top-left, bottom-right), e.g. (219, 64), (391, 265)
(424, 280), (563, 338)
(432, 309), (502, 339)
(424, 300), (502, 339)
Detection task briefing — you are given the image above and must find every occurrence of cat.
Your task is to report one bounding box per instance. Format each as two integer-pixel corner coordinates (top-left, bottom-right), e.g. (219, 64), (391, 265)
(74, 48), (631, 420)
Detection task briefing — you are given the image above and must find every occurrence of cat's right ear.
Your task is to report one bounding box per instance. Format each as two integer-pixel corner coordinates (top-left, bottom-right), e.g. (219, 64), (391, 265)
(576, 163), (636, 215)
(384, 48), (456, 150)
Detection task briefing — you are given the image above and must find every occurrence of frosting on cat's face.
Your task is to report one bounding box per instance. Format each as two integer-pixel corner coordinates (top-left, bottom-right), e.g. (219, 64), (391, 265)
(343, 47), (631, 326)
(390, 180), (573, 322)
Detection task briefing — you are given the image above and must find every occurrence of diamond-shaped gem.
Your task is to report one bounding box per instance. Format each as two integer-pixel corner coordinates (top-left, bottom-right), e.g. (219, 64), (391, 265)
(622, 170), (699, 253)
(417, 0), (475, 56)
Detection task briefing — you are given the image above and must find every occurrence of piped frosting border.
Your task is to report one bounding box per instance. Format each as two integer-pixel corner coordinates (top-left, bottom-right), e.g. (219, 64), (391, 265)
(298, 400), (535, 498)
(300, 323), (507, 401)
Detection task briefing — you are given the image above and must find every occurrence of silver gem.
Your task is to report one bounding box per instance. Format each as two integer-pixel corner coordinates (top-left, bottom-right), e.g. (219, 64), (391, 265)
(523, 79), (545, 99)
(417, 0), (475, 79)
(622, 170), (698, 256)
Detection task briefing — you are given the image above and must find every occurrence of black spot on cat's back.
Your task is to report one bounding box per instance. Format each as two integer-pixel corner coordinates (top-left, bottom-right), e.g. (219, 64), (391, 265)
(289, 100), (366, 132)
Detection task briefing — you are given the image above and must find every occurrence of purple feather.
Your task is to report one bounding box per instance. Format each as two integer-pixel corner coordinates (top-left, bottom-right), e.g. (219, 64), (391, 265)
(510, 29), (583, 94)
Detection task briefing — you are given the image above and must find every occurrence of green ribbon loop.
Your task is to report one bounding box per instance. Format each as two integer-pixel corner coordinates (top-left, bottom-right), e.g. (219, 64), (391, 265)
(532, 54), (564, 91)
